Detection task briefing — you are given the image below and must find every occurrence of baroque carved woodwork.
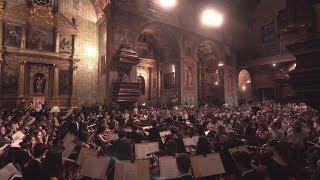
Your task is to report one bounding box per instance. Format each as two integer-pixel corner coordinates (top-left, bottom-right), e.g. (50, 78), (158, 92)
(0, 1), (79, 108)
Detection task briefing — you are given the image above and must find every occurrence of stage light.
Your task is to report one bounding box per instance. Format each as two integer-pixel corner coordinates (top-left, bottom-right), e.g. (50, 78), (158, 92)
(247, 80), (251, 84)
(272, 63), (276, 67)
(218, 62), (224, 67)
(215, 82), (219, 86)
(201, 9), (223, 27)
(159, 0), (176, 9)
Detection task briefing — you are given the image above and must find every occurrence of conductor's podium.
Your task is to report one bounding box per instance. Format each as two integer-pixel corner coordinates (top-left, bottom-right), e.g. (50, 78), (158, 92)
(113, 82), (142, 109)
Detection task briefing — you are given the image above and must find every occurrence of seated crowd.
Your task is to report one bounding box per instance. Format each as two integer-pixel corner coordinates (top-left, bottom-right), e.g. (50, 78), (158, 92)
(1, 100), (320, 180)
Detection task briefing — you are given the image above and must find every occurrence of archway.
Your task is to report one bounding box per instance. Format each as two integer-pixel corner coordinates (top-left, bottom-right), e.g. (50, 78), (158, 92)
(136, 23), (180, 105)
(238, 69), (252, 103)
(197, 40), (225, 106)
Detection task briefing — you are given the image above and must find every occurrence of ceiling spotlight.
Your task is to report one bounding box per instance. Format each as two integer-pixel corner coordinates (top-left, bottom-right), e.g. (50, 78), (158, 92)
(201, 9), (223, 27)
(272, 63), (276, 67)
(247, 80), (251, 84)
(159, 0), (176, 9)
(215, 82), (219, 86)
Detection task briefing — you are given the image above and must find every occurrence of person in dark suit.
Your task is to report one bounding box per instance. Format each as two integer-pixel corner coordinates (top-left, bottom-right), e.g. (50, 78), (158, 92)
(233, 151), (264, 180)
(24, 143), (47, 180)
(176, 153), (194, 180)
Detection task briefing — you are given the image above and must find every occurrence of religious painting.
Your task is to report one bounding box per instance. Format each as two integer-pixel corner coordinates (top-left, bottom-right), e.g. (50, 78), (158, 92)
(163, 73), (175, 89)
(4, 24), (22, 47)
(33, 73), (46, 94)
(27, 28), (53, 52)
(3, 66), (19, 94)
(185, 66), (193, 90)
(59, 35), (73, 54)
(59, 70), (71, 95)
(100, 55), (107, 76)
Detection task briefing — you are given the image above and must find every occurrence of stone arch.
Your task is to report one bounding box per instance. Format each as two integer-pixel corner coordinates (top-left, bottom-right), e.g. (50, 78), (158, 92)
(135, 22), (181, 105)
(197, 40), (226, 106)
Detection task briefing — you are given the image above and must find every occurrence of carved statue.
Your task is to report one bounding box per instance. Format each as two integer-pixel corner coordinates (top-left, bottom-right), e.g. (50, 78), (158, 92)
(33, 74), (46, 94)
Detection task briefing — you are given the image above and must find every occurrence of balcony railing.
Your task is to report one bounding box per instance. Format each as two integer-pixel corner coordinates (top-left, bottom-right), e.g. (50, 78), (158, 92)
(259, 41), (295, 58)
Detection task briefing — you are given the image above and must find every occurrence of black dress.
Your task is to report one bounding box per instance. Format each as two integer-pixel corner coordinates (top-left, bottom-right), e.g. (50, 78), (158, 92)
(24, 159), (45, 180)
(264, 158), (293, 180)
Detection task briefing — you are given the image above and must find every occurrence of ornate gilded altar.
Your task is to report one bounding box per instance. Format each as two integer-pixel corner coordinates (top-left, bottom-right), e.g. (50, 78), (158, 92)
(0, 0), (79, 108)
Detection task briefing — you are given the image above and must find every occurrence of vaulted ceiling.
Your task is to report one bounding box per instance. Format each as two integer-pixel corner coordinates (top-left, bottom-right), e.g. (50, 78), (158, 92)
(89, 0), (261, 23)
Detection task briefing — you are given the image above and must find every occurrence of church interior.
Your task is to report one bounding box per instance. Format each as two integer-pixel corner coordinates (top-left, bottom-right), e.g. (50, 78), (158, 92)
(1, 0), (320, 180)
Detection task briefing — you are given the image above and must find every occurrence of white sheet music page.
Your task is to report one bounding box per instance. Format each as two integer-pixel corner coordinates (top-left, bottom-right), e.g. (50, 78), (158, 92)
(76, 147), (98, 165)
(0, 163), (22, 180)
(123, 162), (138, 180)
(159, 156), (181, 180)
(182, 136), (199, 146)
(62, 142), (76, 158)
(192, 153), (225, 177)
(11, 131), (25, 148)
(80, 156), (110, 179)
(63, 133), (76, 148)
(135, 142), (159, 159)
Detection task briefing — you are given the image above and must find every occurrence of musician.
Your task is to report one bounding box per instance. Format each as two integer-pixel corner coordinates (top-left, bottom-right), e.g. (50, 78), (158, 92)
(176, 153), (194, 180)
(233, 151), (264, 180)
(196, 136), (212, 156)
(24, 143), (47, 180)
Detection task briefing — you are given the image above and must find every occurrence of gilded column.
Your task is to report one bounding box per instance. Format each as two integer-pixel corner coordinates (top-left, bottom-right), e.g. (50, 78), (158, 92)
(18, 61), (26, 98)
(53, 64), (59, 97)
(55, 32), (60, 53)
(20, 26), (26, 49)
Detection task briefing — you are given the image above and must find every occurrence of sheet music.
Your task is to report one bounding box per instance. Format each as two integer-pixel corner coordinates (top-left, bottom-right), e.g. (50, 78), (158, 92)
(80, 155), (110, 180)
(11, 131), (25, 148)
(159, 156), (181, 180)
(105, 132), (119, 142)
(135, 142), (159, 159)
(191, 153), (225, 178)
(123, 162), (138, 180)
(0, 144), (9, 151)
(143, 126), (152, 130)
(0, 163), (23, 180)
(159, 130), (171, 144)
(205, 130), (210, 136)
(62, 142), (76, 158)
(159, 130), (171, 137)
(63, 133), (76, 148)
(182, 136), (199, 146)
(76, 147), (99, 165)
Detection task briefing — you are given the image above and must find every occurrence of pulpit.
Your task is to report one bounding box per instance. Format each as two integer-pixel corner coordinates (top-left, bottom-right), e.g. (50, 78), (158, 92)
(112, 42), (142, 110)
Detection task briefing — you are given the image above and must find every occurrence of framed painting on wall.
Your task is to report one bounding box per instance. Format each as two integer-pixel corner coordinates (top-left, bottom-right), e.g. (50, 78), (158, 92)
(59, 35), (73, 54)
(27, 27), (53, 52)
(59, 70), (71, 95)
(4, 24), (22, 47)
(163, 73), (175, 89)
(3, 66), (19, 94)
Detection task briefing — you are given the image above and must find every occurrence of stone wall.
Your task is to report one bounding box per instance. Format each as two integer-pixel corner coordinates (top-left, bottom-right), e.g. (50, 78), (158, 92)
(59, 0), (99, 105)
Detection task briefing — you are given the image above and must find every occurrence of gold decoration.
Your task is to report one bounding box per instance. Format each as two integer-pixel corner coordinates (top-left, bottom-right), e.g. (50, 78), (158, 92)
(27, 4), (54, 26)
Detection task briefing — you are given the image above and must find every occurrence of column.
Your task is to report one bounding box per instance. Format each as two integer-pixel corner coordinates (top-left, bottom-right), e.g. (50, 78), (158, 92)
(53, 64), (59, 97)
(130, 65), (137, 83)
(20, 27), (26, 49)
(18, 61), (26, 98)
(55, 32), (60, 53)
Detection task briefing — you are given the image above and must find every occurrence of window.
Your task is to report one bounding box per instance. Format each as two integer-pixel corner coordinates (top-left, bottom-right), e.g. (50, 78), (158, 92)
(262, 23), (274, 42)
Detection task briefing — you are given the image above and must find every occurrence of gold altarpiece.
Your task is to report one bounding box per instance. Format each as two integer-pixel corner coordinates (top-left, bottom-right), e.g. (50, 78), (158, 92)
(0, 1), (79, 108)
